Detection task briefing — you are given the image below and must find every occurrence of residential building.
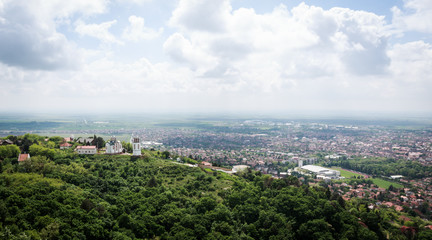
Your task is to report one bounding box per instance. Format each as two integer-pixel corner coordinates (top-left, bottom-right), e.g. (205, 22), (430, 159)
(60, 142), (72, 149)
(76, 146), (97, 154)
(18, 153), (30, 163)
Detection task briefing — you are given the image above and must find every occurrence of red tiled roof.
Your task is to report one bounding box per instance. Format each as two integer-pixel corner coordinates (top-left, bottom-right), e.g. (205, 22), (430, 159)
(60, 143), (72, 147)
(18, 154), (30, 162)
(395, 205), (404, 211)
(76, 146), (96, 149)
(399, 215), (411, 222)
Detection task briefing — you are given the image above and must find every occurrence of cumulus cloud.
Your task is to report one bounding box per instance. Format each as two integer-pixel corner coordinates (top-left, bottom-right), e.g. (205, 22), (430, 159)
(169, 0), (231, 32)
(0, 0), (430, 114)
(0, 0), (107, 70)
(166, 1), (391, 82)
(0, 23), (78, 70)
(75, 19), (123, 44)
(159, 1), (432, 112)
(326, 7), (390, 75)
(392, 0), (432, 33)
(122, 15), (162, 41)
(116, 0), (152, 5)
(388, 41), (432, 83)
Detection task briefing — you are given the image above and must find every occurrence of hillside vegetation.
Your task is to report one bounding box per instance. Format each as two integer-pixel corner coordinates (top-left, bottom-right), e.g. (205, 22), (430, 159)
(0, 135), (431, 239)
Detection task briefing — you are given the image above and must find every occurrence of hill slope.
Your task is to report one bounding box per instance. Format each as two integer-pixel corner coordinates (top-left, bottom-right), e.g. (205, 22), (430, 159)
(1, 148), (431, 239)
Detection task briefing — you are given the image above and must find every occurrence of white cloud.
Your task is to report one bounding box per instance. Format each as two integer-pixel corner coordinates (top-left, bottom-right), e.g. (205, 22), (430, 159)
(388, 41), (432, 83)
(166, 1), (391, 82)
(0, 0), (107, 70)
(163, 33), (218, 73)
(75, 19), (123, 45)
(122, 15), (162, 41)
(158, 1), (431, 112)
(169, 0), (231, 32)
(116, 0), (152, 5)
(392, 0), (432, 33)
(0, 0), (430, 114)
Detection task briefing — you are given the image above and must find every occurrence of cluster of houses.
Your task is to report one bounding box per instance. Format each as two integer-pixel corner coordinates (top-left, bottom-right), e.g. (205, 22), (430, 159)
(0, 139), (31, 163)
(25, 136), (141, 156)
(74, 137), (124, 155)
(74, 137), (141, 156)
(14, 135), (143, 164)
(329, 181), (432, 218)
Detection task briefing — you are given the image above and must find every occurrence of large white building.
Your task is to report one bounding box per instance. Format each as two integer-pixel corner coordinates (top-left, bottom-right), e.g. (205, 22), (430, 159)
(106, 137), (123, 154)
(132, 137), (141, 156)
(76, 146), (97, 154)
(301, 165), (341, 179)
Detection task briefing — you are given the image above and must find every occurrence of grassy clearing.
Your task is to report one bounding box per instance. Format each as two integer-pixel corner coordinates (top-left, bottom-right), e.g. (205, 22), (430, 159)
(371, 178), (403, 189)
(329, 167), (362, 178)
(330, 167), (404, 189)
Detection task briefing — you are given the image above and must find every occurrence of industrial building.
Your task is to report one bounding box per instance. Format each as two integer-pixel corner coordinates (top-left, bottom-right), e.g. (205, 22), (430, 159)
(301, 165), (341, 180)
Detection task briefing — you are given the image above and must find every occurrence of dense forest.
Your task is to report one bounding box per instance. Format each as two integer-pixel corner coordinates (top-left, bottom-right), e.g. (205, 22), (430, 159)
(0, 134), (432, 239)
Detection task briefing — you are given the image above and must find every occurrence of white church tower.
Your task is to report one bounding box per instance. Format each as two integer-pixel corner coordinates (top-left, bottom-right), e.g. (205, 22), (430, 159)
(132, 137), (141, 156)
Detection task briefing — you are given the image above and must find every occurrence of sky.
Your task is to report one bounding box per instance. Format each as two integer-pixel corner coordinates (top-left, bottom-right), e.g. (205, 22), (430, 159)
(0, 0), (431, 116)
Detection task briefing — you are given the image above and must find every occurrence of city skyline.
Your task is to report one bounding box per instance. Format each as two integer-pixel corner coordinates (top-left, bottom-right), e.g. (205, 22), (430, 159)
(0, 0), (431, 115)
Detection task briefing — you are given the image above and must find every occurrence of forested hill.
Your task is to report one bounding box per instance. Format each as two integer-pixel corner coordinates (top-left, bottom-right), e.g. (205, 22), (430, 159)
(1, 140), (432, 239)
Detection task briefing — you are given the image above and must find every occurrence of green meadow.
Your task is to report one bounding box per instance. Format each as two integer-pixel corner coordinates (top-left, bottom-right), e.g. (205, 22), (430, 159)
(330, 167), (403, 189)
(330, 167), (363, 178)
(371, 178), (403, 189)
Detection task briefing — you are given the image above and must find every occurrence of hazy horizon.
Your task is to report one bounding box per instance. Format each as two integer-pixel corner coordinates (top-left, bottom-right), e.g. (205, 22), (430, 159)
(1, 110), (432, 122)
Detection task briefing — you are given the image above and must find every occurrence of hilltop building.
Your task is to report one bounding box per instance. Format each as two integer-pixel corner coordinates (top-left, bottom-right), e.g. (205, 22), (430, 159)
(106, 137), (123, 154)
(132, 137), (141, 156)
(76, 146), (97, 154)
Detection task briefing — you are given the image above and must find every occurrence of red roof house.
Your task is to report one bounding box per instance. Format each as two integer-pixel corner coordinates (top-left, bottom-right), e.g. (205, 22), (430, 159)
(60, 142), (72, 149)
(18, 153), (30, 163)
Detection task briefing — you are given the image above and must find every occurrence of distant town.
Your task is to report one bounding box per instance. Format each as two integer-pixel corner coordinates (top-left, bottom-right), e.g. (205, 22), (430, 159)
(1, 117), (431, 220)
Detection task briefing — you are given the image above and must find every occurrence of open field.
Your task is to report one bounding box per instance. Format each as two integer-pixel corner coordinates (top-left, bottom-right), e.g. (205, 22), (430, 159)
(331, 167), (404, 189)
(330, 167), (363, 178)
(371, 178), (403, 189)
